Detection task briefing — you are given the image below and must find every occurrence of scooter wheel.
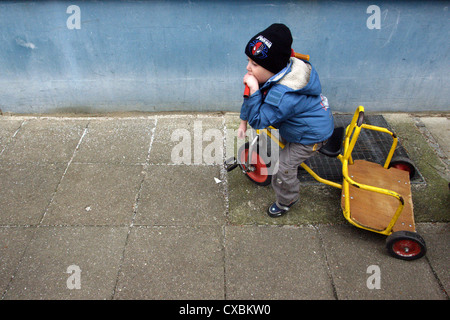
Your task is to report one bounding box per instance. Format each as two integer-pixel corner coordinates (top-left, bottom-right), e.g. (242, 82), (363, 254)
(386, 231), (426, 261)
(238, 142), (272, 186)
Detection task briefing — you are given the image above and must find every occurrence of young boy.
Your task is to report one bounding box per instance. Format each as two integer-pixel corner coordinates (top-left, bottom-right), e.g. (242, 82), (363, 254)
(238, 23), (334, 218)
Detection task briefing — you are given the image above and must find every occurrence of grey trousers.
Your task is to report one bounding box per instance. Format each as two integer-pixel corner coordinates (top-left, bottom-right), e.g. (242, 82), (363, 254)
(271, 141), (326, 206)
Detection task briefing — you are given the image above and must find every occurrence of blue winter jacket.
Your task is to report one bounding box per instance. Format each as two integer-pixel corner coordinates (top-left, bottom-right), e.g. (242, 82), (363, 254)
(240, 58), (334, 145)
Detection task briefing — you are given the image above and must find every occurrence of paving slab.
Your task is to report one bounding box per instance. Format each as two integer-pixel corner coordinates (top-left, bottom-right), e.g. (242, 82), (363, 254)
(419, 117), (450, 159)
(416, 116), (450, 182)
(227, 168), (344, 226)
(0, 227), (35, 296)
(114, 226), (224, 300)
(43, 163), (145, 226)
(135, 165), (226, 226)
(224, 225), (335, 300)
(73, 118), (156, 164)
(0, 119), (88, 164)
(417, 223), (450, 295)
(2, 226), (128, 300)
(0, 163), (66, 225)
(318, 224), (447, 300)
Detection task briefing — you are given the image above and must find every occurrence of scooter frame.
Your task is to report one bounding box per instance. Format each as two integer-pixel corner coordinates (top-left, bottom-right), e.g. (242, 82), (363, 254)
(225, 105), (427, 261)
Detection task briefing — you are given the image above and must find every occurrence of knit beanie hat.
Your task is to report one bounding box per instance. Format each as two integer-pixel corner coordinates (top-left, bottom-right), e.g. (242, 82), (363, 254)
(245, 23), (293, 74)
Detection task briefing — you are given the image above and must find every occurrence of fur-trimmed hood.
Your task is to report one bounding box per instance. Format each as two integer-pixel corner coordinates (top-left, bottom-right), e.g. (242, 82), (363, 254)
(278, 58), (312, 91)
(265, 57), (320, 96)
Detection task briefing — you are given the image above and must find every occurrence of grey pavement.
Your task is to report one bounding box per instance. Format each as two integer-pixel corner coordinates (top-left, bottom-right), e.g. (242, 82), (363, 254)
(0, 112), (448, 300)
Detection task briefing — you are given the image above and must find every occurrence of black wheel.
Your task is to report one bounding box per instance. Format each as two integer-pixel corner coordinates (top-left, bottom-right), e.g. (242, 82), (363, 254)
(386, 231), (426, 260)
(389, 156), (416, 179)
(237, 142), (272, 186)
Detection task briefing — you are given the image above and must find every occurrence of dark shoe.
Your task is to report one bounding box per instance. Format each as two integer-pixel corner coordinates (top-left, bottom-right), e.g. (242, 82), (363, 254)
(267, 199), (298, 218)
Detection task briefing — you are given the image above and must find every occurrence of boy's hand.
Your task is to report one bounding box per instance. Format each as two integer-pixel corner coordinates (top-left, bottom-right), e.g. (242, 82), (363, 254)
(237, 120), (248, 139)
(243, 73), (259, 96)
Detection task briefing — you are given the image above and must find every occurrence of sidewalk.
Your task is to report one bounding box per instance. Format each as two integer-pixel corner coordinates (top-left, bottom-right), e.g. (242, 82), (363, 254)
(0, 111), (448, 300)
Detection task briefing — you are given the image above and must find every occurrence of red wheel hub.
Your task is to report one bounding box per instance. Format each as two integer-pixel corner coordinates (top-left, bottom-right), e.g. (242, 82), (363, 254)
(392, 239), (421, 258)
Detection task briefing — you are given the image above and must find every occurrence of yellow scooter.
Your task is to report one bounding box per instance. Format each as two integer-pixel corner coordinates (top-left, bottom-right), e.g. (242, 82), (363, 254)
(225, 55), (426, 260)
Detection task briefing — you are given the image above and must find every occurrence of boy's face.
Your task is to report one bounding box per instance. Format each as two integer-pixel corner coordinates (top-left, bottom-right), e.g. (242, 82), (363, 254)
(246, 58), (275, 84)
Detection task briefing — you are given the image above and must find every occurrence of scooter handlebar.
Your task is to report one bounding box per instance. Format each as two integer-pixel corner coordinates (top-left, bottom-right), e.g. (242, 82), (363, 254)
(243, 84), (250, 98)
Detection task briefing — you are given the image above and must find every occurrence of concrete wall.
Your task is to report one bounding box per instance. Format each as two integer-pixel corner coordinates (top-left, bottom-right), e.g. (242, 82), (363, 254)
(0, 0), (449, 114)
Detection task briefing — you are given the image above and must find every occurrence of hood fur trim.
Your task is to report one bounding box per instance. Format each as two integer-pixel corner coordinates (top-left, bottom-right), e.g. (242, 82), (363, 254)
(278, 58), (311, 90)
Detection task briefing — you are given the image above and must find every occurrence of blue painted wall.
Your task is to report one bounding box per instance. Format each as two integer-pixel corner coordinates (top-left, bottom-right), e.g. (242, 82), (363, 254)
(0, 0), (449, 113)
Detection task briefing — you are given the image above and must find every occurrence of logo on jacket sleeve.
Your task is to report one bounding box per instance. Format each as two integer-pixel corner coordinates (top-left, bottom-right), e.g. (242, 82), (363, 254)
(320, 94), (329, 111)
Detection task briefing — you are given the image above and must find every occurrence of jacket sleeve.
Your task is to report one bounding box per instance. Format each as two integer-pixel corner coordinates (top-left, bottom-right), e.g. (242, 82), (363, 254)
(240, 88), (294, 129)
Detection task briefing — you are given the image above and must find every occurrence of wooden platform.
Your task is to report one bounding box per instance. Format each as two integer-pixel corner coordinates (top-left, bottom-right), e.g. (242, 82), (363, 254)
(341, 160), (415, 232)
